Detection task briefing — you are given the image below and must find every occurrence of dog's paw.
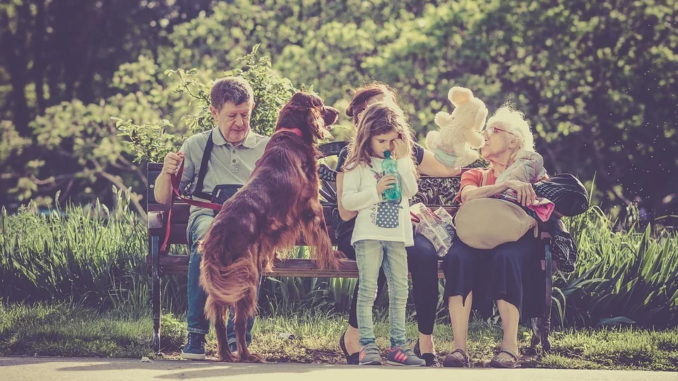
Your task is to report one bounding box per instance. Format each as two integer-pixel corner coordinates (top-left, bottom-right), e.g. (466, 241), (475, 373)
(332, 249), (346, 260)
(240, 353), (265, 363)
(218, 352), (237, 362)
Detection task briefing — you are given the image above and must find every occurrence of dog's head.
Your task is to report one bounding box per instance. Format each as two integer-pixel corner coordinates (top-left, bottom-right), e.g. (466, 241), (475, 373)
(276, 92), (339, 142)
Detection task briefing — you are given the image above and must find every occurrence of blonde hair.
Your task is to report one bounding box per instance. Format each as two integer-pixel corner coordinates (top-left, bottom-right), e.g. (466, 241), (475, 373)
(343, 102), (413, 171)
(486, 105), (535, 153)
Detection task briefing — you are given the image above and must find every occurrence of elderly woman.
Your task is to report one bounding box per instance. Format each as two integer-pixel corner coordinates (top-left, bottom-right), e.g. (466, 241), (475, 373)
(337, 83), (460, 366)
(441, 106), (544, 368)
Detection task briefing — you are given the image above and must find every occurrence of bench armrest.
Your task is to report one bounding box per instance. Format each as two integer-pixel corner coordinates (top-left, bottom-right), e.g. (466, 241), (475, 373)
(148, 210), (165, 235)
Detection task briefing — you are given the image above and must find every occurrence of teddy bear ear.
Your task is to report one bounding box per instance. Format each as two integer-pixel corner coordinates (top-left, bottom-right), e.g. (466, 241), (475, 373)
(449, 86), (473, 106)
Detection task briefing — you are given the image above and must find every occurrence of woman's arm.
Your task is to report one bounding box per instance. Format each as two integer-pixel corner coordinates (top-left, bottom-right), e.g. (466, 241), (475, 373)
(336, 172), (358, 221)
(397, 158), (419, 198)
(417, 149), (462, 177)
(461, 179), (536, 205)
(461, 183), (509, 203)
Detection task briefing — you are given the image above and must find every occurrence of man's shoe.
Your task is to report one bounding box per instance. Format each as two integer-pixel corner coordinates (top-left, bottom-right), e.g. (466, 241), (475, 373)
(181, 332), (206, 360)
(358, 343), (382, 365)
(386, 346), (426, 366)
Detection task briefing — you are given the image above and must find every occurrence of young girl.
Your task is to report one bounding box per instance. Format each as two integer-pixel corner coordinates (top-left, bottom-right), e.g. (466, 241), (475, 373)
(341, 102), (425, 366)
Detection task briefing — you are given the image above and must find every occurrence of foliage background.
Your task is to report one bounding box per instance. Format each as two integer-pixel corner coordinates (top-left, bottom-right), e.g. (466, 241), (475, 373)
(1, 0), (676, 221)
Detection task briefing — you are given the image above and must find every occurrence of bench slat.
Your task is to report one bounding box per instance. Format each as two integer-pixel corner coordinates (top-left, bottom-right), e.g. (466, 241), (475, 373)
(157, 256), (445, 279)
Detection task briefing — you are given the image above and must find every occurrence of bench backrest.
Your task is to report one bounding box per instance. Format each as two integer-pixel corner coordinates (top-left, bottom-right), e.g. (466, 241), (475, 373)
(147, 142), (462, 249)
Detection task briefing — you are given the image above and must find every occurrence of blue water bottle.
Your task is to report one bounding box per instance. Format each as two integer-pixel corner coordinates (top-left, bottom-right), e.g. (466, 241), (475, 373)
(381, 150), (401, 202)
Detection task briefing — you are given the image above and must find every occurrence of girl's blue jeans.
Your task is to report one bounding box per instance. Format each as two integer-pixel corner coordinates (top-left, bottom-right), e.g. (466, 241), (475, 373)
(353, 239), (409, 348)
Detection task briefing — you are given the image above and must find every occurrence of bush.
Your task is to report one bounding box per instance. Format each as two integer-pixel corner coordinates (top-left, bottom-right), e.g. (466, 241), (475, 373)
(0, 189), (146, 310)
(2, 192), (676, 328)
(552, 206), (678, 328)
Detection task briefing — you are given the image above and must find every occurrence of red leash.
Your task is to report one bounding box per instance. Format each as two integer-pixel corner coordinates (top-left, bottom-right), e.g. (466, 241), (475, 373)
(161, 128), (302, 251)
(160, 161), (222, 252)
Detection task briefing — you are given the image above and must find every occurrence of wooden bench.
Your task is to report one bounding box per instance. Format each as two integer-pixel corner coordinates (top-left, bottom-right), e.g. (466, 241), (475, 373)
(146, 141), (554, 354)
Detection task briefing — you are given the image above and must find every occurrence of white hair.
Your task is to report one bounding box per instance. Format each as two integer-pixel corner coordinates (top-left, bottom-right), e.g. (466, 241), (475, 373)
(486, 105), (535, 152)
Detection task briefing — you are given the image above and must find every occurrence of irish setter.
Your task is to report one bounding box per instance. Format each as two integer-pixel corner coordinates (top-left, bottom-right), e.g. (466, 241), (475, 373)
(199, 92), (343, 362)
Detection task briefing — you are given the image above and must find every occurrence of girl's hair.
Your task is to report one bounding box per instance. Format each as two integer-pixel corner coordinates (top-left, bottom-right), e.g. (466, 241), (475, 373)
(343, 102), (413, 171)
(346, 83), (398, 125)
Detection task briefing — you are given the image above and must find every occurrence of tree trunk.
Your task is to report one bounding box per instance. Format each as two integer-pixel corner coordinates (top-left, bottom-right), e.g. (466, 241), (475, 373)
(2, 4), (32, 136)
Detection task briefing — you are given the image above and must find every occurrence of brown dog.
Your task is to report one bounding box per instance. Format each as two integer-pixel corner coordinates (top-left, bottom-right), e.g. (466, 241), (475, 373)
(199, 92), (343, 362)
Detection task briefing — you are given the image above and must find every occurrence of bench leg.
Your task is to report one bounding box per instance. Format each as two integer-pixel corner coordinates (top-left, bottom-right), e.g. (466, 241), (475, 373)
(541, 243), (553, 352)
(530, 243), (553, 353)
(150, 235), (162, 354)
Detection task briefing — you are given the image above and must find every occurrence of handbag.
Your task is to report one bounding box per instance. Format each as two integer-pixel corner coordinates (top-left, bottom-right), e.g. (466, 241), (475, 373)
(410, 203), (456, 257)
(532, 173), (589, 217)
(454, 170), (537, 249)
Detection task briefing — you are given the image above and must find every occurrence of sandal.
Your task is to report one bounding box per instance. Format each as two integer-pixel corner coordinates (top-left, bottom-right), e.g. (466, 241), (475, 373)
(339, 330), (360, 365)
(490, 349), (519, 368)
(442, 348), (470, 368)
(413, 339), (439, 367)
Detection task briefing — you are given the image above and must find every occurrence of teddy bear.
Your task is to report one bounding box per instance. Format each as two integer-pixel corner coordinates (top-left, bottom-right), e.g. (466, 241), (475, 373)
(426, 86), (488, 167)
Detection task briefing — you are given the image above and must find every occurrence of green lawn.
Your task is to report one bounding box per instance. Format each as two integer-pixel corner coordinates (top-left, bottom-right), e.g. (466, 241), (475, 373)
(1, 303), (676, 370)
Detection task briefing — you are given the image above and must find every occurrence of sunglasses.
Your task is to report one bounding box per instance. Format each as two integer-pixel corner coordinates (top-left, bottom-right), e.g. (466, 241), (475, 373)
(484, 125), (516, 137)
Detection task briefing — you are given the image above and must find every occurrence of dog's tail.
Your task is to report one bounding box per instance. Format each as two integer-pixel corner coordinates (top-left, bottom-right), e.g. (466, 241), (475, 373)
(200, 255), (259, 321)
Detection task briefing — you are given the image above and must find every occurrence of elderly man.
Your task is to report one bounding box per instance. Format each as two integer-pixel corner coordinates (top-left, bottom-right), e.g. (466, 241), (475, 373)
(154, 77), (268, 359)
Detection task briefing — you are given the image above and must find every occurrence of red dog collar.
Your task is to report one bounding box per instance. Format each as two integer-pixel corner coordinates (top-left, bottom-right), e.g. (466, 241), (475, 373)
(275, 127), (303, 137)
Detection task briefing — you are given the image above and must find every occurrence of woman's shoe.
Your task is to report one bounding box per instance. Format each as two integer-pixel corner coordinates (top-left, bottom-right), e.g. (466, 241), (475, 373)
(442, 348), (470, 368)
(413, 339), (439, 367)
(339, 330), (360, 365)
(489, 349), (519, 368)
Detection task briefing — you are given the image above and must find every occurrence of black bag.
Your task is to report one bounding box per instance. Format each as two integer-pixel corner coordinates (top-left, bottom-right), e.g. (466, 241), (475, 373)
(211, 184), (242, 205)
(544, 217), (578, 273)
(532, 173), (588, 217)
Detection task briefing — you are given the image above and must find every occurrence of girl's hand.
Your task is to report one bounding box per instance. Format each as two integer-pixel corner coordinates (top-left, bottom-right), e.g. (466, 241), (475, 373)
(376, 175), (397, 195)
(505, 180), (536, 206)
(392, 139), (408, 159)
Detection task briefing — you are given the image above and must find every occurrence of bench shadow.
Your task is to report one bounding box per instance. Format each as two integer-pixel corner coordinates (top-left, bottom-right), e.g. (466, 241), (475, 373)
(1, 357), (426, 378)
(12, 357), (356, 379)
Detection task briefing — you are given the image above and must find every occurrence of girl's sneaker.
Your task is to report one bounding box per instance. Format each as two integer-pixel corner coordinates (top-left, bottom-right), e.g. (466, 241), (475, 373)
(387, 346), (426, 366)
(359, 343), (382, 365)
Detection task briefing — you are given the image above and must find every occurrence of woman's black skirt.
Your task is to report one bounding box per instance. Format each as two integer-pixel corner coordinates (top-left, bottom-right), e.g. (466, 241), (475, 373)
(442, 232), (545, 320)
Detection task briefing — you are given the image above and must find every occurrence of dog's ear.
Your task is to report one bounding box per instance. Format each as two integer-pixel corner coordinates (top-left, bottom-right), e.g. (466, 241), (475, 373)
(305, 107), (324, 139)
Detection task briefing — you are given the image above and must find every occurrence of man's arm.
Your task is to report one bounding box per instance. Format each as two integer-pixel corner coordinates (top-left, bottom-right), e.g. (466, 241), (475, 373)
(154, 152), (184, 206)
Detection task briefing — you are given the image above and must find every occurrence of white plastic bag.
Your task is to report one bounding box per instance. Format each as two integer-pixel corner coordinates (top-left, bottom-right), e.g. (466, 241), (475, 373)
(410, 203), (456, 257)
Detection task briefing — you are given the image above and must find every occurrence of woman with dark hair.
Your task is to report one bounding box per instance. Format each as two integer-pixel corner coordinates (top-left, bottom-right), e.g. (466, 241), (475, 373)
(336, 83), (460, 366)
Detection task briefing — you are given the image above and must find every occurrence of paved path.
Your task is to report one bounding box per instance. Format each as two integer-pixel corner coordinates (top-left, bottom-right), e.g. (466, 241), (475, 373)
(1, 357), (675, 381)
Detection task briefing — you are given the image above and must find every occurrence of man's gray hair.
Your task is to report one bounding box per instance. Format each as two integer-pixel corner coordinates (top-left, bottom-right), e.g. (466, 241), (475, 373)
(210, 77), (254, 110)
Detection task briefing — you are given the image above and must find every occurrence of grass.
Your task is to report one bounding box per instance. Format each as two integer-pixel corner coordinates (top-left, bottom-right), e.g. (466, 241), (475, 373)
(0, 303), (154, 358)
(1, 303), (676, 371)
